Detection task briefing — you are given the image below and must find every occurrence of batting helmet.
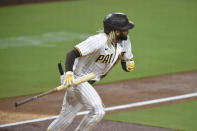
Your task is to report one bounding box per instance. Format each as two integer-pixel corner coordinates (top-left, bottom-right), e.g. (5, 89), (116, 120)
(103, 13), (134, 34)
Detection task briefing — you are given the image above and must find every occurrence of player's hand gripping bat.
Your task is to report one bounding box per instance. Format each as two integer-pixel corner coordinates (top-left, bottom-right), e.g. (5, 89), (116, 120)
(15, 63), (96, 107)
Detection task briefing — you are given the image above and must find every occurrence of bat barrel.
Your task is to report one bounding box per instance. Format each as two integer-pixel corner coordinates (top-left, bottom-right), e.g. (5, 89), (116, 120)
(14, 73), (96, 107)
(15, 96), (37, 107)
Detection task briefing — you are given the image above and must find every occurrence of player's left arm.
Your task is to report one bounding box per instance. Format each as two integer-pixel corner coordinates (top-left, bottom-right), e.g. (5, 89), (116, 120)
(121, 59), (135, 72)
(121, 37), (135, 72)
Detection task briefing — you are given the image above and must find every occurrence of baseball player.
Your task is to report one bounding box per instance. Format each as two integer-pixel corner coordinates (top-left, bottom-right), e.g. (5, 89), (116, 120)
(47, 12), (135, 131)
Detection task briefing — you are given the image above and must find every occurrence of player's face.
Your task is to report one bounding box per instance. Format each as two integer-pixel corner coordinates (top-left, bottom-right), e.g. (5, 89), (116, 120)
(116, 30), (129, 41)
(121, 30), (129, 36)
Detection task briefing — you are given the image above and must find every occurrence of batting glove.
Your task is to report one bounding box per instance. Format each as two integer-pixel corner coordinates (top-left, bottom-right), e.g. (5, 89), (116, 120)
(126, 61), (135, 72)
(65, 71), (74, 85)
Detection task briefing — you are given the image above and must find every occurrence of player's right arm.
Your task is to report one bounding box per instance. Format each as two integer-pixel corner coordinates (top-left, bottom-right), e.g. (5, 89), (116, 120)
(65, 48), (81, 72)
(74, 35), (103, 56)
(63, 35), (103, 85)
(61, 48), (80, 85)
(66, 35), (102, 71)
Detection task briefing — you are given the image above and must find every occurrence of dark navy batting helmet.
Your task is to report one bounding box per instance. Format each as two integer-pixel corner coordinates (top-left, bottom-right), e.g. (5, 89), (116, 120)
(103, 13), (134, 34)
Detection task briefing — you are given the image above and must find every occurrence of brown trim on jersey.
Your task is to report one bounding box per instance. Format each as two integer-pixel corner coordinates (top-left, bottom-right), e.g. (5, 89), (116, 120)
(74, 46), (82, 57)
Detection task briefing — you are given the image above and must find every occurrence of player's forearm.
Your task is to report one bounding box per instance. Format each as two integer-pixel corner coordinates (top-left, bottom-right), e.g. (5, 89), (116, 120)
(65, 48), (80, 72)
(121, 60), (135, 72)
(121, 61), (129, 72)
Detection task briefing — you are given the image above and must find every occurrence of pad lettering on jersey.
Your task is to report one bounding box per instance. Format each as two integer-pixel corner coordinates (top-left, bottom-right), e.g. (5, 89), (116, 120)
(95, 55), (105, 62)
(95, 54), (113, 64)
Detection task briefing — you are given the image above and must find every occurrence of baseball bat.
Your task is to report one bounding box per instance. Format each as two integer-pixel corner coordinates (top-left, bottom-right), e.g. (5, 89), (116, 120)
(15, 62), (64, 107)
(15, 73), (96, 107)
(58, 62), (64, 75)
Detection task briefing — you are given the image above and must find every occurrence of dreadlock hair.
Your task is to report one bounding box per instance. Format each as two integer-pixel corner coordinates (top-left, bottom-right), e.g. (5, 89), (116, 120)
(97, 29), (116, 45)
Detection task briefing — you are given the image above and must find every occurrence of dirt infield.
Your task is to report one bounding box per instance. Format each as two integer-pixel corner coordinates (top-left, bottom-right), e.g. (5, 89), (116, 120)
(0, 71), (197, 130)
(0, 119), (175, 131)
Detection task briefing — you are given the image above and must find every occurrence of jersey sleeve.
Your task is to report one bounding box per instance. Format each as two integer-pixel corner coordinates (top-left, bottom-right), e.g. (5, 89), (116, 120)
(74, 35), (102, 56)
(121, 37), (134, 62)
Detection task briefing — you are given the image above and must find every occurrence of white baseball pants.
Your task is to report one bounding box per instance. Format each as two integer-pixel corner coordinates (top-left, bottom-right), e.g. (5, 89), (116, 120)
(47, 82), (105, 131)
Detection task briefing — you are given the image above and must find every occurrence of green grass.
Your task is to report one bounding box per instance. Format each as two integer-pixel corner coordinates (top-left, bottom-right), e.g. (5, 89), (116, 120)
(104, 100), (197, 131)
(0, 0), (197, 98)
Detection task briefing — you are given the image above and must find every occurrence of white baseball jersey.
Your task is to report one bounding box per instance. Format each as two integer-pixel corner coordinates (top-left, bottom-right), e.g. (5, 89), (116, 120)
(73, 32), (133, 81)
(47, 33), (134, 131)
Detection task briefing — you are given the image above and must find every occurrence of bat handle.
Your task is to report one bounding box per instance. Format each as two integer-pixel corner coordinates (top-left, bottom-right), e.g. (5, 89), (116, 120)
(58, 62), (64, 75)
(15, 96), (37, 107)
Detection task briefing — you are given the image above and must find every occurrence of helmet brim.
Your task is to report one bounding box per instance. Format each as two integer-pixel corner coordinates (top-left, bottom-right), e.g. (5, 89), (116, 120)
(118, 21), (134, 30)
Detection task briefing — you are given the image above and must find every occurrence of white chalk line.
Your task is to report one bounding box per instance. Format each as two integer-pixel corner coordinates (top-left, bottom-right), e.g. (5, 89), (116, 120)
(0, 31), (91, 49)
(0, 92), (197, 128)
